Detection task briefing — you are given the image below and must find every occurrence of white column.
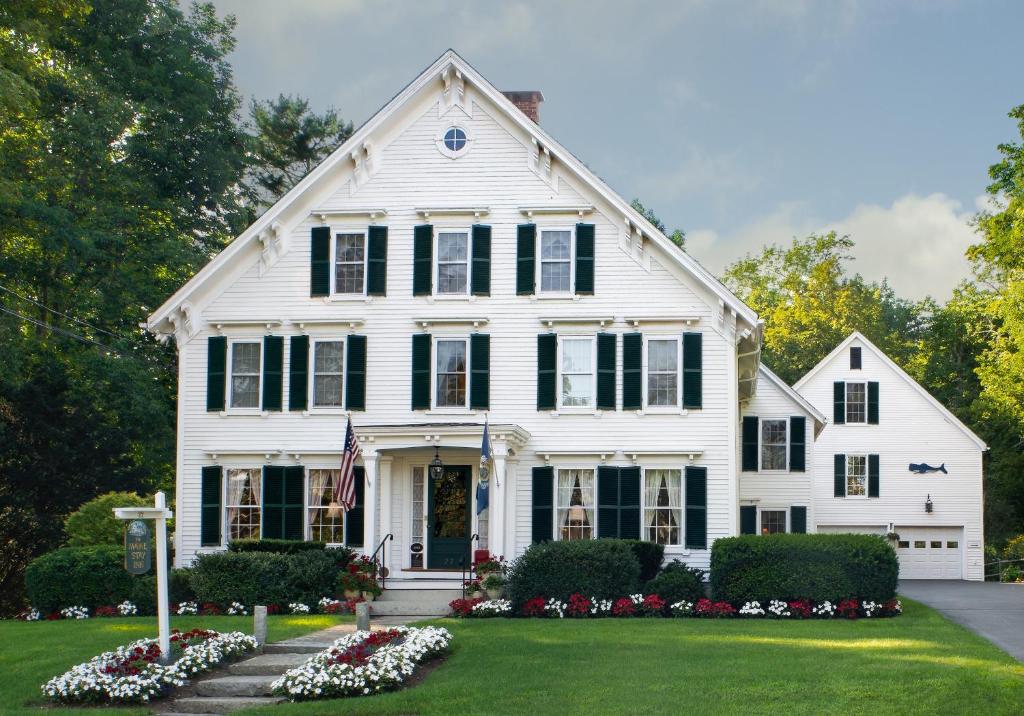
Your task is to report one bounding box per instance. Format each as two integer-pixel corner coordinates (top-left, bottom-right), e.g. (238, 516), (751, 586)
(362, 450), (378, 555)
(489, 446), (507, 558)
(503, 457), (519, 558)
(378, 456), (393, 572)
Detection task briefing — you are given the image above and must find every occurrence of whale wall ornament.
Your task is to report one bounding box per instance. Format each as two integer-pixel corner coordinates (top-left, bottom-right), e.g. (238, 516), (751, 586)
(909, 463), (947, 474)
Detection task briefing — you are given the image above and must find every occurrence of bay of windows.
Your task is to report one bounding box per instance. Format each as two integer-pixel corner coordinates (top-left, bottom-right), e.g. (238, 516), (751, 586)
(556, 468), (595, 540)
(760, 419), (788, 470)
(540, 229), (572, 293)
(435, 338), (468, 408)
(226, 468), (261, 540)
(229, 341), (261, 409)
(312, 340), (344, 407)
(846, 455), (867, 496)
(436, 231), (469, 295)
(644, 469), (682, 545)
(560, 337), (595, 408)
(334, 233), (366, 294)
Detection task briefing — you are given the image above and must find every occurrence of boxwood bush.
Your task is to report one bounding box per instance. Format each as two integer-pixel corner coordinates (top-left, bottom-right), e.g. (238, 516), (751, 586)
(645, 560), (706, 604)
(710, 533), (899, 603)
(622, 540), (665, 583)
(25, 546), (136, 611)
(506, 539), (641, 607)
(190, 548), (353, 606)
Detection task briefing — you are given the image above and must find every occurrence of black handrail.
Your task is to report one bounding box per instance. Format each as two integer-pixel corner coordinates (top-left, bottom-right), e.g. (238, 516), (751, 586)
(371, 533), (393, 591)
(461, 534), (480, 600)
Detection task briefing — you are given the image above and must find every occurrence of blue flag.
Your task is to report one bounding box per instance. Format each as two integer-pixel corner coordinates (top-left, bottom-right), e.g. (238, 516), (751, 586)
(477, 420), (491, 514)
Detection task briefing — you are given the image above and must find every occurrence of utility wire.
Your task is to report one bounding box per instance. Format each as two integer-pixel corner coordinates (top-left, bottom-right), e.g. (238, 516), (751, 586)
(0, 304), (123, 354)
(0, 283), (126, 340)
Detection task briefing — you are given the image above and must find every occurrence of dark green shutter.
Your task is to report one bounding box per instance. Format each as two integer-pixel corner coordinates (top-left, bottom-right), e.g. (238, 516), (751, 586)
(346, 335), (367, 411)
(411, 333), (431, 410)
(345, 467), (365, 547)
(834, 454), (846, 497)
(619, 466), (641, 540)
(597, 466), (619, 539)
(684, 466), (707, 549)
(622, 332), (643, 410)
(288, 335), (309, 411)
(537, 333), (557, 410)
(868, 454), (880, 498)
(867, 381), (879, 424)
(262, 466), (285, 539)
(471, 225), (491, 296)
(200, 466), (222, 546)
(682, 332), (702, 409)
(740, 505), (756, 535)
(575, 223), (595, 295)
(790, 506), (807, 534)
(833, 382), (846, 424)
(470, 333), (490, 410)
(283, 466), (305, 541)
(367, 225), (388, 296)
(531, 466), (554, 542)
(789, 416), (806, 472)
(742, 416), (759, 472)
(596, 332), (616, 410)
(206, 336), (227, 412)
(516, 224), (536, 295)
(310, 226), (331, 297)
(262, 335), (283, 411)
(413, 224), (433, 296)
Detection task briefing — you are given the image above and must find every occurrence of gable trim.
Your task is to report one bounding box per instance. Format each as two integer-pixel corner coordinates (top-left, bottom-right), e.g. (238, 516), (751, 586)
(757, 364), (828, 428)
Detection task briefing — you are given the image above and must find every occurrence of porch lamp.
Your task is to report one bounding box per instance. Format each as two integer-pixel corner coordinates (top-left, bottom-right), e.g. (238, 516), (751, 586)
(430, 446), (444, 481)
(925, 494), (934, 514)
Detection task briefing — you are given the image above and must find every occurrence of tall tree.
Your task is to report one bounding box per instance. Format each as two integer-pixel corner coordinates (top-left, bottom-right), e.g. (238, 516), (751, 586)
(630, 198), (686, 248)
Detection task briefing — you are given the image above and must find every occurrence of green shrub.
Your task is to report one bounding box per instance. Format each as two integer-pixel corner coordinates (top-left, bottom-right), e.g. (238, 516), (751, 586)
(645, 560), (706, 604)
(64, 492), (150, 547)
(25, 546), (135, 611)
(190, 552), (293, 606)
(506, 540), (641, 607)
(1004, 534), (1024, 562)
(228, 539), (327, 554)
(710, 533), (899, 603)
(622, 540), (665, 582)
(169, 567), (195, 603)
(285, 550), (348, 604)
(130, 575), (157, 615)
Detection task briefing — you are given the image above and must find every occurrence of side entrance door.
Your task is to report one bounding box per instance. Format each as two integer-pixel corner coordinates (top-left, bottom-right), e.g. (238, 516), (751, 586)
(427, 464), (472, 569)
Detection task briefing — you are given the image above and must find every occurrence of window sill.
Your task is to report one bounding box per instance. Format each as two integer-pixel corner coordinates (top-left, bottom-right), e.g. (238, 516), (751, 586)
(323, 295), (372, 303)
(220, 409), (267, 417)
(551, 408), (604, 417)
(531, 293), (581, 301)
(427, 294), (476, 303)
(425, 409), (478, 416)
(637, 407), (690, 416)
(304, 407), (348, 415)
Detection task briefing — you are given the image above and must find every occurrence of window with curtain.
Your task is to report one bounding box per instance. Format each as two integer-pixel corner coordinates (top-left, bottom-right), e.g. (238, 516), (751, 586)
(846, 455), (867, 496)
(312, 340), (344, 407)
(646, 338), (680, 407)
(435, 339), (468, 408)
(560, 337), (594, 408)
(760, 419), (787, 470)
(644, 469), (682, 545)
(436, 231), (469, 294)
(230, 342), (261, 408)
(226, 468), (261, 539)
(307, 469), (345, 543)
(846, 382), (867, 423)
(334, 233), (366, 294)
(556, 468), (595, 540)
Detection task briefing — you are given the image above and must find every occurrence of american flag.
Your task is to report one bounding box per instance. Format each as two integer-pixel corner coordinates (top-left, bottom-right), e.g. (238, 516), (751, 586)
(334, 417), (362, 511)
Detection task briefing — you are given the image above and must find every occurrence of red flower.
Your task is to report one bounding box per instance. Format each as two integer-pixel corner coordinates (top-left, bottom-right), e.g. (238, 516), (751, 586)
(94, 605), (118, 618)
(837, 598), (860, 619)
(200, 602), (222, 616)
(695, 599), (736, 618)
(521, 597), (547, 617)
(448, 597), (483, 617)
(612, 598), (636, 617)
(566, 593), (592, 617)
(641, 594), (666, 616)
(788, 599), (812, 619)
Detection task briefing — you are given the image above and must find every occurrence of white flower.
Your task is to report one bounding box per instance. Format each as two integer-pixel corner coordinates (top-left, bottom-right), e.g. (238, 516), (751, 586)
(812, 601), (836, 617)
(767, 600), (791, 618)
(116, 601), (138, 616)
(60, 606), (89, 620)
(175, 602), (198, 616)
(20, 607), (41, 621)
(469, 599), (511, 617)
(289, 603), (311, 614)
(226, 602), (248, 616)
(739, 601), (765, 616)
(543, 599), (566, 619)
(669, 600), (694, 616)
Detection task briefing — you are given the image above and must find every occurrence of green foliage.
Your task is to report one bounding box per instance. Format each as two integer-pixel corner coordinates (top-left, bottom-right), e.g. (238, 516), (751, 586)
(1002, 564), (1022, 583)
(24, 546), (135, 612)
(645, 560), (706, 604)
(228, 539), (330, 554)
(710, 534), (899, 604)
(1004, 535), (1024, 562)
(620, 539), (665, 583)
(189, 549), (350, 606)
(169, 567), (196, 603)
(630, 198), (685, 247)
(63, 491), (150, 546)
(506, 540), (641, 607)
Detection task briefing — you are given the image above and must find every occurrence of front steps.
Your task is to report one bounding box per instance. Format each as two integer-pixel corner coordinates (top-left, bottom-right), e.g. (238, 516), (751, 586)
(371, 587), (461, 617)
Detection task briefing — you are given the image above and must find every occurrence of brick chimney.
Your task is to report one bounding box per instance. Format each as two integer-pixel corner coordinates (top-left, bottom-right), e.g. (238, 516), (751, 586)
(502, 90), (544, 123)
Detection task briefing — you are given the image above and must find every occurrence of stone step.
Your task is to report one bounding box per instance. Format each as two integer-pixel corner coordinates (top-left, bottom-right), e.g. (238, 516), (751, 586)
(228, 652), (309, 675)
(371, 601), (450, 616)
(195, 675), (277, 698)
(378, 588), (463, 603)
(263, 641), (334, 654)
(168, 696), (283, 714)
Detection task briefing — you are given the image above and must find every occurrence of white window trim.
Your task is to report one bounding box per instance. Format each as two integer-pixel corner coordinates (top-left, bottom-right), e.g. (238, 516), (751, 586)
(306, 467), (348, 546)
(640, 467), (684, 547)
(227, 337), (262, 413)
(757, 507), (788, 535)
(642, 334), (683, 412)
(557, 335), (597, 412)
(845, 453), (869, 499)
(308, 338), (346, 412)
(433, 228), (472, 298)
(757, 417), (790, 473)
(431, 335), (471, 411)
(330, 229), (368, 298)
(845, 381), (867, 425)
(436, 125), (472, 159)
(552, 465), (597, 542)
(537, 226), (575, 296)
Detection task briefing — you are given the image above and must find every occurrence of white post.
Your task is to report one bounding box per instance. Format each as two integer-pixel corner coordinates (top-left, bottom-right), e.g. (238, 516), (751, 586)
(490, 448), (507, 557)
(362, 451), (379, 555)
(154, 491), (171, 663)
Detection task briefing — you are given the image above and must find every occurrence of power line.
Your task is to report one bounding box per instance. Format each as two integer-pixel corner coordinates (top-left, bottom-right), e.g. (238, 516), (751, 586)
(0, 304), (123, 354)
(0, 283), (126, 340)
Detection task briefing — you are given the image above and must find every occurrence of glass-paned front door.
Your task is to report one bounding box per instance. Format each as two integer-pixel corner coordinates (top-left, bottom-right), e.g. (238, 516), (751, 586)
(427, 465), (472, 569)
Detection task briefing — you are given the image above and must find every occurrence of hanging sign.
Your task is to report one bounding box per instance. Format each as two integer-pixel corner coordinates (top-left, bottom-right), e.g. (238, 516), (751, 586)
(125, 519), (152, 575)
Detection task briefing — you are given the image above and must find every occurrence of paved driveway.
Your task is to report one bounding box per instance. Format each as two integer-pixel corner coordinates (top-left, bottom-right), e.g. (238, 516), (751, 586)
(899, 580), (1024, 661)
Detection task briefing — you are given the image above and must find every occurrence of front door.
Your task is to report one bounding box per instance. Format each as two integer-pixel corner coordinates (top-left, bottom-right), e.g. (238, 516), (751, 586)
(427, 465), (472, 569)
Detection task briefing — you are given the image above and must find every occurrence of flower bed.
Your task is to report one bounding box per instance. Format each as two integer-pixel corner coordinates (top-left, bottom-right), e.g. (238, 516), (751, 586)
(41, 629), (258, 704)
(271, 626), (452, 700)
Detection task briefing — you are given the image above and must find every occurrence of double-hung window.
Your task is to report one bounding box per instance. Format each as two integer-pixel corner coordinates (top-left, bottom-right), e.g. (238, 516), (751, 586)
(226, 468), (261, 540)
(435, 338), (468, 408)
(846, 455), (867, 496)
(308, 468), (345, 543)
(846, 382), (867, 423)
(312, 340), (344, 408)
(436, 231), (469, 295)
(646, 337), (681, 407)
(559, 336), (595, 408)
(760, 509), (787, 535)
(229, 341), (261, 409)
(334, 233), (366, 294)
(539, 229), (572, 293)
(556, 468), (595, 540)
(760, 419), (788, 470)
(643, 469), (682, 545)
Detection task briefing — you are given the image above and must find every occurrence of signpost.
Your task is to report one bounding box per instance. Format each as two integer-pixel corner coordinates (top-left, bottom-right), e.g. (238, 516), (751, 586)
(114, 491), (173, 662)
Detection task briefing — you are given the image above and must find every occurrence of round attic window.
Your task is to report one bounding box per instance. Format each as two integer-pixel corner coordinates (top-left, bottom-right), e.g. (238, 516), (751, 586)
(436, 125), (471, 158)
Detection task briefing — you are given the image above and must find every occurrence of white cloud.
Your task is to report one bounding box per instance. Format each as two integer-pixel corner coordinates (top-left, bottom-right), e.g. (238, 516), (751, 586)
(689, 193), (980, 301)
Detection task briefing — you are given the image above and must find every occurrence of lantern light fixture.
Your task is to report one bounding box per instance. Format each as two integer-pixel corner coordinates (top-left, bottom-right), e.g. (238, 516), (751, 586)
(925, 494), (934, 513)
(430, 446), (444, 481)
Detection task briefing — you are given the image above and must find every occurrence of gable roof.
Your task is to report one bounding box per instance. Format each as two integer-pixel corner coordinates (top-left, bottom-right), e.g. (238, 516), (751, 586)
(793, 331), (987, 450)
(146, 49), (759, 336)
(758, 363), (828, 429)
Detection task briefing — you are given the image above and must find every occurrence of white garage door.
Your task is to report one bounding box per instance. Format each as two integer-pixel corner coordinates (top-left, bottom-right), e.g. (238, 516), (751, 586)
(895, 527), (963, 580)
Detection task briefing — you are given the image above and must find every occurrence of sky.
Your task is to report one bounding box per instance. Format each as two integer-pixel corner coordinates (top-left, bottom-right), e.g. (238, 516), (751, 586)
(211, 0), (1022, 302)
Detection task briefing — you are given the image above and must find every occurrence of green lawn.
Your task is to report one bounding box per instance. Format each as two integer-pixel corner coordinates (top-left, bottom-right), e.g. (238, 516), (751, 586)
(0, 614), (351, 716)
(243, 600), (1024, 716)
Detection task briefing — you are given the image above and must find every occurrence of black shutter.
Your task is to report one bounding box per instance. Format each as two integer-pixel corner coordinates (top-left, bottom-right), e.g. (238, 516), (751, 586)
(740, 505), (757, 535)
(262, 335), (283, 411)
(537, 333), (557, 410)
(470, 333), (490, 410)
(366, 225), (388, 296)
(413, 224), (433, 296)
(345, 467), (365, 547)
(684, 466), (707, 549)
(262, 466), (285, 540)
(310, 226), (331, 297)
(283, 466), (305, 541)
(200, 466), (222, 546)
(346, 335), (367, 411)
(834, 454), (846, 497)
(682, 332), (702, 409)
(411, 333), (431, 410)
(741, 416), (759, 472)
(597, 466), (619, 539)
(789, 416), (806, 472)
(619, 466), (641, 540)
(867, 381), (879, 424)
(790, 506), (807, 534)
(516, 224), (536, 295)
(575, 223), (595, 295)
(531, 466), (554, 542)
(206, 336), (227, 412)
(596, 332), (617, 410)
(833, 382), (846, 424)
(288, 335), (309, 411)
(850, 346), (862, 369)
(868, 454), (880, 498)
(622, 332), (643, 410)
(471, 224), (491, 296)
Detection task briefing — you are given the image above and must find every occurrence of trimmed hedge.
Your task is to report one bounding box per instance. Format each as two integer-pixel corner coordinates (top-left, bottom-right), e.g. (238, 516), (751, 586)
(25, 546), (135, 612)
(507, 540), (641, 607)
(228, 539), (329, 554)
(645, 560), (706, 604)
(622, 540), (665, 583)
(710, 533), (899, 603)
(190, 548), (352, 606)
